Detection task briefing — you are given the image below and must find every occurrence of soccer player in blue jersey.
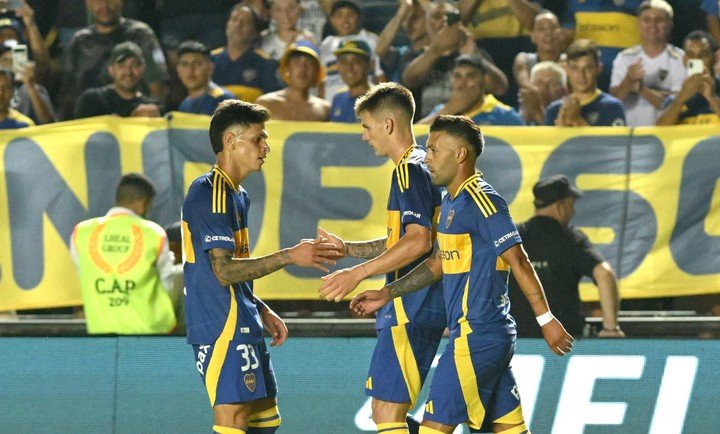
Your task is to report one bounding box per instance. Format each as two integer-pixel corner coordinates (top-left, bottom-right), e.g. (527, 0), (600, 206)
(318, 83), (446, 434)
(181, 100), (341, 434)
(352, 115), (574, 434)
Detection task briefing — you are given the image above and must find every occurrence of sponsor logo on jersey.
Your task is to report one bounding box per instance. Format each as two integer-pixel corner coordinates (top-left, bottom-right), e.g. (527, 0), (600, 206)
(494, 230), (519, 247)
(403, 210), (421, 219)
(205, 234), (233, 243)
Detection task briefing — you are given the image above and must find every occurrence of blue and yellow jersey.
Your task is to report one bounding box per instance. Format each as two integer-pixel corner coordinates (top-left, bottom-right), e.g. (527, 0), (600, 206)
(675, 78), (720, 125)
(376, 145), (445, 330)
(464, 94), (525, 126)
(210, 47), (282, 102)
(329, 89), (360, 123)
(436, 173), (521, 338)
(544, 90), (626, 126)
(178, 82), (236, 115)
(181, 166), (264, 345)
(0, 108), (34, 129)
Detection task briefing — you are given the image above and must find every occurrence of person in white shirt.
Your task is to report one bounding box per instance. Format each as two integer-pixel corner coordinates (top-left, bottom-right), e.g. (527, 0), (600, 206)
(260, 0), (318, 60)
(610, 0), (686, 126)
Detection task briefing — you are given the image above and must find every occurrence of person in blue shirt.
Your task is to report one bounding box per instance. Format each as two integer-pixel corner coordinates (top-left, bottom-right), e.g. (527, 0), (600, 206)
(352, 115), (573, 434)
(545, 39), (626, 126)
(176, 40), (235, 115)
(319, 83), (446, 434)
(181, 100), (340, 434)
(211, 4), (283, 102)
(328, 38), (372, 123)
(419, 55), (525, 126)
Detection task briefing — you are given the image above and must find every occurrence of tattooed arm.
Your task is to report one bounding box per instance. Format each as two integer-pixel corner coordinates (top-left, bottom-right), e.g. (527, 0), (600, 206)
(209, 237), (341, 286)
(319, 224), (433, 302)
(349, 248), (443, 314)
(345, 238), (388, 259)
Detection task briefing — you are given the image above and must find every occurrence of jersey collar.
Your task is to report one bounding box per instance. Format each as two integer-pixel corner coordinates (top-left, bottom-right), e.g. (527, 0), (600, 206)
(396, 144), (418, 167)
(212, 165), (237, 190)
(453, 172), (483, 198)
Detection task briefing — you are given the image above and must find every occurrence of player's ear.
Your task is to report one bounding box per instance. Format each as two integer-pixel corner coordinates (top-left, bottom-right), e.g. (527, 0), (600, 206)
(384, 116), (394, 135)
(456, 145), (468, 163)
(223, 131), (236, 150)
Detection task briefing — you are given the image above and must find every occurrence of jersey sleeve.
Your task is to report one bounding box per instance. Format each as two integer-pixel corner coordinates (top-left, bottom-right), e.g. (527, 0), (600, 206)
(189, 182), (239, 253)
(571, 227), (605, 278)
(395, 162), (436, 230)
(610, 52), (629, 88)
(477, 191), (522, 257)
(599, 98), (626, 126)
(544, 100), (561, 125)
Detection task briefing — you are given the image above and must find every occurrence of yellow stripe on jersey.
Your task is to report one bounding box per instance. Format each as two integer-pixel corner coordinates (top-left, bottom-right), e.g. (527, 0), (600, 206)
(234, 228), (250, 258)
(425, 400), (434, 414)
(205, 287), (239, 406)
(391, 324), (422, 405)
(496, 256), (510, 271)
(437, 233), (472, 274)
(394, 297), (409, 325)
(459, 276), (473, 337)
(181, 220), (195, 263)
(366, 376), (373, 390)
(455, 331), (485, 430)
(386, 210), (401, 249)
(494, 404), (526, 425)
(465, 180), (497, 218)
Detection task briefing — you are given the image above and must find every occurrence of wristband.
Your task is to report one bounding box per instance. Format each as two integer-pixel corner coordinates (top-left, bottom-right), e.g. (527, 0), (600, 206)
(536, 311), (554, 327)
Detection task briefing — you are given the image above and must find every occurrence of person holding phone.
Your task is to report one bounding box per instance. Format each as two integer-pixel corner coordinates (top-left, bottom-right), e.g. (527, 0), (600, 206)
(656, 30), (720, 125)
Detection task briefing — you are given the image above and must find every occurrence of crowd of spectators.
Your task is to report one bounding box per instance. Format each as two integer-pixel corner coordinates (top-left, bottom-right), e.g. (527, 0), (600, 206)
(0, 0), (717, 129)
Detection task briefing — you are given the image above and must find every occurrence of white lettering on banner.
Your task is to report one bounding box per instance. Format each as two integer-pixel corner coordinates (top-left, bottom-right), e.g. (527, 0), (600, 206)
(649, 356), (698, 434)
(353, 348), (698, 432)
(494, 230), (519, 247)
(204, 235), (233, 243)
(553, 356), (645, 433)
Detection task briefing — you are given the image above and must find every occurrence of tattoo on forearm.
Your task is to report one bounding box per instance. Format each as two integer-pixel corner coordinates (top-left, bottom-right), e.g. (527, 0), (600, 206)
(346, 238), (386, 259)
(387, 259), (440, 298)
(209, 249), (291, 285)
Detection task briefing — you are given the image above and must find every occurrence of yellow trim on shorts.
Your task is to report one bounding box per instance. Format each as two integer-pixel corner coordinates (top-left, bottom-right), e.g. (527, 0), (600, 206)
(454, 333), (485, 430)
(391, 324), (422, 405)
(494, 404), (525, 425)
(205, 287), (239, 406)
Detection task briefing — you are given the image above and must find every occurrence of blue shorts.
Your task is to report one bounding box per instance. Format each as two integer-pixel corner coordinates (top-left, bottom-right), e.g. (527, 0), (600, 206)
(423, 331), (525, 431)
(193, 339), (277, 407)
(366, 323), (444, 404)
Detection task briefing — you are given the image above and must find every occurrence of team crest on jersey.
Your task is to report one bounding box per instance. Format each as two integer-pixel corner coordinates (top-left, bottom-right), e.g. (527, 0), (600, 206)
(446, 209), (455, 228)
(243, 69), (258, 83)
(244, 373), (256, 392)
(587, 112), (599, 125)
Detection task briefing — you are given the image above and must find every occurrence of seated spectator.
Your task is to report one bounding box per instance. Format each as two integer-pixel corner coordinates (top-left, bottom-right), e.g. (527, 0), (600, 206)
(610, 0), (685, 127)
(514, 10), (565, 90)
(256, 41), (329, 121)
(70, 173), (180, 335)
(545, 39), (626, 126)
(211, 3), (283, 102)
(328, 38), (372, 122)
(74, 41), (162, 119)
(319, 0), (385, 102)
(0, 41), (56, 124)
(176, 40), (234, 115)
(260, 0), (318, 60)
(657, 31), (720, 125)
(0, 69), (33, 129)
(519, 61), (568, 125)
(376, 0), (430, 84)
(418, 54), (524, 125)
(402, 1), (508, 117)
(59, 0), (169, 119)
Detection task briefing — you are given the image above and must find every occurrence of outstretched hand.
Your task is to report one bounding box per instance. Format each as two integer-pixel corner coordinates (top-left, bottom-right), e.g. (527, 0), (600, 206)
(319, 266), (366, 302)
(350, 288), (391, 315)
(541, 319), (574, 356)
(317, 227), (347, 259)
(289, 236), (343, 272)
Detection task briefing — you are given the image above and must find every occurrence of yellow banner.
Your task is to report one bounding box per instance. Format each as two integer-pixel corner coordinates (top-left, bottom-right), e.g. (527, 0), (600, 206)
(1, 116), (719, 311)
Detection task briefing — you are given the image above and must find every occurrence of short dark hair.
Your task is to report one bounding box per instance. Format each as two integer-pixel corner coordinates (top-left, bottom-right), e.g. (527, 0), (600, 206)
(429, 115), (484, 157)
(209, 100), (271, 154)
(354, 82), (415, 121)
(116, 173), (156, 205)
(454, 54), (486, 75)
(331, 0), (361, 16)
(684, 30), (719, 53)
(565, 39), (600, 64)
(177, 40), (211, 59)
